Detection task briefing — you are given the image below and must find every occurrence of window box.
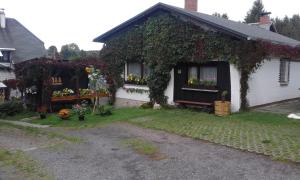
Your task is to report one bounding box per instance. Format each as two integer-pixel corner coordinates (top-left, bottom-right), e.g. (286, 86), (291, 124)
(125, 62), (149, 85)
(124, 80), (147, 86)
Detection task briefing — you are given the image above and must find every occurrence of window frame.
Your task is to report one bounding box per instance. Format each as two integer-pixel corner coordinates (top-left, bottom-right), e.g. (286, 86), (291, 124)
(125, 62), (148, 85)
(279, 59), (290, 85)
(0, 51), (11, 63)
(186, 65), (218, 88)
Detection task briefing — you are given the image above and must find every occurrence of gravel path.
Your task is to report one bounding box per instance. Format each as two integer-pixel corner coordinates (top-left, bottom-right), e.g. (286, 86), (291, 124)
(0, 119), (49, 128)
(22, 123), (300, 180)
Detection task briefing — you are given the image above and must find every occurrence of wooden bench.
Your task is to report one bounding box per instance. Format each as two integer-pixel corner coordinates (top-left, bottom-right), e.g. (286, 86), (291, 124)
(175, 100), (214, 113)
(175, 100), (213, 106)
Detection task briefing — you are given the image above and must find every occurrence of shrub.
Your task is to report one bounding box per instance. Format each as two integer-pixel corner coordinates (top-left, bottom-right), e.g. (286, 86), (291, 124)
(95, 105), (113, 116)
(140, 102), (153, 109)
(0, 99), (24, 117)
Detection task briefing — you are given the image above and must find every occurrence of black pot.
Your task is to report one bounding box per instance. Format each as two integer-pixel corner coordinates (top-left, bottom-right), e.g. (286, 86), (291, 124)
(40, 113), (46, 119)
(79, 115), (85, 121)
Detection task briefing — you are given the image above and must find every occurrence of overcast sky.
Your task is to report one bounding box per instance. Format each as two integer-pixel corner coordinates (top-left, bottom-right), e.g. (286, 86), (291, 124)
(1, 0), (299, 51)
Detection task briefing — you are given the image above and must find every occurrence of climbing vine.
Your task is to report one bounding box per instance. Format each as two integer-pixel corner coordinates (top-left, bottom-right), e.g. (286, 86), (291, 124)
(100, 11), (300, 110)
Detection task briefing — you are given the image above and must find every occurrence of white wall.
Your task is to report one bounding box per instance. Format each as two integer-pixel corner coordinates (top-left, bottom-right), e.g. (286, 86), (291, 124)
(247, 58), (300, 107)
(0, 70), (15, 82)
(230, 64), (241, 112)
(116, 84), (150, 102)
(116, 69), (175, 104)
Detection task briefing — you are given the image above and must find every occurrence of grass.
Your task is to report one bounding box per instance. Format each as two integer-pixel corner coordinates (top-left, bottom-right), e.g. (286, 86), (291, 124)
(1, 111), (38, 121)
(30, 108), (156, 128)
(29, 107), (300, 162)
(0, 149), (53, 180)
(0, 122), (82, 143)
(122, 138), (158, 156)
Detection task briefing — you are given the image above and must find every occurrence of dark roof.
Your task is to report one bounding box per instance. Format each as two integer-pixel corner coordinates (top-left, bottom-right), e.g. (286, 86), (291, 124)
(94, 3), (300, 47)
(0, 18), (46, 63)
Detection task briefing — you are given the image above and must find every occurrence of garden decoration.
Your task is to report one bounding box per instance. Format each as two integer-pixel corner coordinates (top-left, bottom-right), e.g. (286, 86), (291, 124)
(58, 109), (71, 120)
(85, 66), (108, 114)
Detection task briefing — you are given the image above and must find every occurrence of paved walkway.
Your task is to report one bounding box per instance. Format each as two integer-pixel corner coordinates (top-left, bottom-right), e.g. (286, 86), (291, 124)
(0, 119), (50, 128)
(254, 99), (300, 114)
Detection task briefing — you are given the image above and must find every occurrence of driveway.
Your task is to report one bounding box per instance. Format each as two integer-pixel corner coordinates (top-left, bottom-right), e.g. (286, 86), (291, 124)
(2, 123), (294, 180)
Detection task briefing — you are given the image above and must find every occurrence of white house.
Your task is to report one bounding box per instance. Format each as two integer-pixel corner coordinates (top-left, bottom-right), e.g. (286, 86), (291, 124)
(94, 1), (300, 112)
(0, 9), (45, 98)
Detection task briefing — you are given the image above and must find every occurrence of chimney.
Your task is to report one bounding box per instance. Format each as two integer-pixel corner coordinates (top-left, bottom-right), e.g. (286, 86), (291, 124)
(185, 0), (198, 12)
(259, 12), (272, 24)
(0, 9), (5, 29)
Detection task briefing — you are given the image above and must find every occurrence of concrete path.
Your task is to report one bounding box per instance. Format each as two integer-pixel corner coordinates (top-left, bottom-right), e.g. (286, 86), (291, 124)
(0, 119), (50, 128)
(254, 99), (300, 114)
(24, 123), (300, 180)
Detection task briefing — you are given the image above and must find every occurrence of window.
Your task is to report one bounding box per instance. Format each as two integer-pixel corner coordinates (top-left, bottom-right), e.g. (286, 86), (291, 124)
(200, 67), (217, 83)
(187, 65), (217, 87)
(279, 59), (290, 85)
(0, 51), (11, 63)
(188, 66), (198, 80)
(126, 62), (149, 85)
(143, 64), (150, 78)
(128, 62), (141, 77)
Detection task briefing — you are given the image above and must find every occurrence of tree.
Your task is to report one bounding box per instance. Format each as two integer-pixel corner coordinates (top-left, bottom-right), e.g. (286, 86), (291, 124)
(47, 46), (59, 60)
(244, 0), (265, 23)
(60, 43), (81, 60)
(212, 12), (229, 19)
(274, 14), (300, 41)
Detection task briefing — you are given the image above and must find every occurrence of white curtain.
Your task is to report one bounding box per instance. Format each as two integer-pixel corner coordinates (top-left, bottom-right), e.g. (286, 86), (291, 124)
(200, 67), (217, 82)
(188, 66), (198, 79)
(127, 63), (141, 77)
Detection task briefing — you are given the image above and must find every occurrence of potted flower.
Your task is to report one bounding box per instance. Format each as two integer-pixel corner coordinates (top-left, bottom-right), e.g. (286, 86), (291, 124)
(72, 104), (87, 121)
(214, 90), (231, 116)
(37, 106), (47, 119)
(187, 78), (199, 88)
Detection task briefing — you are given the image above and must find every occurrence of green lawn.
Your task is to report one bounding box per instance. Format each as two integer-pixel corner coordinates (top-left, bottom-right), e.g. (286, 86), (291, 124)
(29, 108), (156, 128)
(30, 108), (300, 162)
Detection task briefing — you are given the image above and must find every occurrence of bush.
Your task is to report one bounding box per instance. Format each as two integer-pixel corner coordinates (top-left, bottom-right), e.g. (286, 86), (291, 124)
(95, 105), (113, 116)
(0, 100), (24, 117)
(140, 102), (153, 109)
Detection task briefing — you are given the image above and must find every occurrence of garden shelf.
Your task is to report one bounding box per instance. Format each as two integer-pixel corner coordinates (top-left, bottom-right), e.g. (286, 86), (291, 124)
(51, 93), (109, 102)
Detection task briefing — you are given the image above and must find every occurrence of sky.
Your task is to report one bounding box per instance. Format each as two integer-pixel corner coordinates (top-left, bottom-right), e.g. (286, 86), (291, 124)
(1, 0), (299, 51)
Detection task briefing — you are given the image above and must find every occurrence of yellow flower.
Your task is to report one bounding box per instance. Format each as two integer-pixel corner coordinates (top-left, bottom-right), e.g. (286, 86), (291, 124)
(85, 67), (92, 73)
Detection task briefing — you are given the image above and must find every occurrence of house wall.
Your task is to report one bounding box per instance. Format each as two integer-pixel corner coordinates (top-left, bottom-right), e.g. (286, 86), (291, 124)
(0, 69), (15, 82)
(247, 58), (300, 107)
(115, 69), (175, 106)
(0, 69), (20, 98)
(230, 58), (300, 112)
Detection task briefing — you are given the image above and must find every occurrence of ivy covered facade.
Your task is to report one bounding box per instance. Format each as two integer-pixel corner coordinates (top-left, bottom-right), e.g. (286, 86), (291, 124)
(94, 3), (300, 111)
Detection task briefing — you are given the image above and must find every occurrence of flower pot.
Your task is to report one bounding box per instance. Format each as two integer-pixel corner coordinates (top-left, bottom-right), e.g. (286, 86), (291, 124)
(79, 115), (85, 121)
(40, 113), (46, 119)
(214, 101), (231, 116)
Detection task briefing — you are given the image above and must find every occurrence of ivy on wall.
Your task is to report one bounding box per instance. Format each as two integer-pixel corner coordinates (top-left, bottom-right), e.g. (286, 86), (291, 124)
(100, 11), (300, 110)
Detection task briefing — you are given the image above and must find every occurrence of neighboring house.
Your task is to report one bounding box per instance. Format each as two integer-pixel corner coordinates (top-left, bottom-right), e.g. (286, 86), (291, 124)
(0, 9), (46, 88)
(93, 0), (300, 112)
